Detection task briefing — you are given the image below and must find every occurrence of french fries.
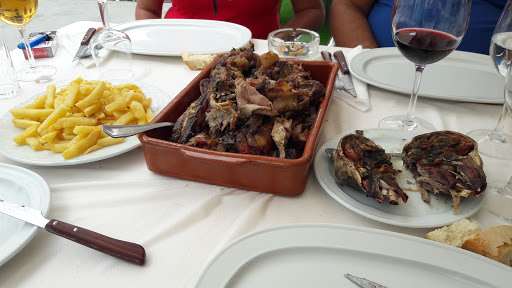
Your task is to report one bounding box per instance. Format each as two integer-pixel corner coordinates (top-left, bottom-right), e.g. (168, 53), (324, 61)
(9, 77), (155, 159)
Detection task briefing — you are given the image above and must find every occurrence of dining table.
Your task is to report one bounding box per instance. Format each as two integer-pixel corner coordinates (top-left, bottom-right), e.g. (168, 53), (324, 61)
(1, 20), (511, 287)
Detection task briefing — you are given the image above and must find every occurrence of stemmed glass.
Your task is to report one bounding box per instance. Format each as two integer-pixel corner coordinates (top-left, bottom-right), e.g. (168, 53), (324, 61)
(90, 0), (134, 80)
(379, 0), (471, 133)
(467, 0), (512, 160)
(0, 0), (56, 82)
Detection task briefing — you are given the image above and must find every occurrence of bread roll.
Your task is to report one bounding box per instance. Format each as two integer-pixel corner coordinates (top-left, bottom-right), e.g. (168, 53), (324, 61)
(181, 52), (216, 70)
(462, 225), (512, 266)
(425, 219), (480, 247)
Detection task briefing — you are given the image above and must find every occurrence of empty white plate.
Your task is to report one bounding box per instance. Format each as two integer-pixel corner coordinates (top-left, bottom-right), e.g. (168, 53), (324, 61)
(114, 19), (252, 56)
(194, 224), (510, 287)
(350, 48), (504, 104)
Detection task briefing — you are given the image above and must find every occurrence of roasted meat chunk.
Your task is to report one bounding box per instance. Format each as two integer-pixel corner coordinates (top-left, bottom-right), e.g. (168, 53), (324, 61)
(332, 130), (408, 205)
(167, 44), (325, 159)
(402, 131), (487, 214)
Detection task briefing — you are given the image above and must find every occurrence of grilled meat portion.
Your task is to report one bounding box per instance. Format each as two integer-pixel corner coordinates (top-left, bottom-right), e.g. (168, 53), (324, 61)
(332, 130), (408, 205)
(402, 131), (487, 214)
(168, 44), (325, 159)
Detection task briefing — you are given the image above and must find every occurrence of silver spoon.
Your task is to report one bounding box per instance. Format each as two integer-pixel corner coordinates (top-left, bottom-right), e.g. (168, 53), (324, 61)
(101, 122), (174, 138)
(324, 148), (405, 158)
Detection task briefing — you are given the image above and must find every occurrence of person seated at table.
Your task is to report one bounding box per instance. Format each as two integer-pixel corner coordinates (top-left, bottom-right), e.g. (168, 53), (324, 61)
(135, 0), (325, 40)
(329, 0), (507, 55)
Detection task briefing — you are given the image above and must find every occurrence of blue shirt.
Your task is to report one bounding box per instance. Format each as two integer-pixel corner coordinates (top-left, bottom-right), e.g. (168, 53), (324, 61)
(368, 0), (507, 55)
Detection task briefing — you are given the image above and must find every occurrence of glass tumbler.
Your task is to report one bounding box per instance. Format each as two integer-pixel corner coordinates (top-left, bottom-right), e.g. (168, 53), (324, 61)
(485, 176), (512, 222)
(0, 24), (20, 99)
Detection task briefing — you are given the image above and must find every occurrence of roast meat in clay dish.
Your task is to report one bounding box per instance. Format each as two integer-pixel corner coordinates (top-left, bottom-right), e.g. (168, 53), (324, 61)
(332, 130), (408, 205)
(402, 131), (487, 214)
(168, 44), (325, 159)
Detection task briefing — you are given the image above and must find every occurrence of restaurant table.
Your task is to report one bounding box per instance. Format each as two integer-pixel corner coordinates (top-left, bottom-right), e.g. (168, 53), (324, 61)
(1, 21), (511, 287)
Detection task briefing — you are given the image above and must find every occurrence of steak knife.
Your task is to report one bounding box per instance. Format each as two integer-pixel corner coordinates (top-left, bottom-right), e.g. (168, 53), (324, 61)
(333, 50), (357, 97)
(321, 51), (345, 91)
(0, 199), (146, 265)
(345, 274), (388, 288)
(72, 27), (97, 62)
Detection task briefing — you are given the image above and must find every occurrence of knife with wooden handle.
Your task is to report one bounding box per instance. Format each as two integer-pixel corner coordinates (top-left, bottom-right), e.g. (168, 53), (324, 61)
(72, 27), (97, 62)
(333, 50), (357, 97)
(321, 51), (344, 90)
(0, 199), (146, 265)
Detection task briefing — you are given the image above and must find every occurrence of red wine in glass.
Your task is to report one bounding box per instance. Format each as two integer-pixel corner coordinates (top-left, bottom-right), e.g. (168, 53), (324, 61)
(380, 0), (470, 133)
(394, 28), (459, 65)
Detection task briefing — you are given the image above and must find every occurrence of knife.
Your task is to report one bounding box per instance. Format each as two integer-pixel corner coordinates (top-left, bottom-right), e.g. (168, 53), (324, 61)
(333, 50), (357, 97)
(345, 273), (388, 288)
(72, 27), (97, 62)
(17, 31), (52, 50)
(0, 199), (146, 265)
(321, 51), (345, 91)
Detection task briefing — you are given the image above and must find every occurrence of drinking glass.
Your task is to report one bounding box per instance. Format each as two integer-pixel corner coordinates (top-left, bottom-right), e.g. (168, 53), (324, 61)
(0, 23), (20, 98)
(485, 176), (512, 222)
(90, 0), (133, 81)
(0, 0), (56, 82)
(379, 0), (471, 133)
(467, 0), (512, 160)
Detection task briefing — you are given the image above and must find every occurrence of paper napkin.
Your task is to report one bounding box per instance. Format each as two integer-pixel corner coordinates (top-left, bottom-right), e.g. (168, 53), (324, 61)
(57, 21), (100, 68)
(333, 45), (370, 112)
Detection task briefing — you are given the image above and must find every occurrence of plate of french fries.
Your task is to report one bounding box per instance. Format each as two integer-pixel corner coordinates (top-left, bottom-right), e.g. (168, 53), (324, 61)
(0, 78), (170, 166)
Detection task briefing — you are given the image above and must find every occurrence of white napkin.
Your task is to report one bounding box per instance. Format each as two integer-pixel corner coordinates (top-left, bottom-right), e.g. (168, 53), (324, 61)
(57, 21), (100, 68)
(332, 45), (370, 112)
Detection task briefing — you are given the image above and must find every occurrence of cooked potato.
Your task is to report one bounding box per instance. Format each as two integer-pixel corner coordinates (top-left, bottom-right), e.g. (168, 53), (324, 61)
(9, 78), (154, 159)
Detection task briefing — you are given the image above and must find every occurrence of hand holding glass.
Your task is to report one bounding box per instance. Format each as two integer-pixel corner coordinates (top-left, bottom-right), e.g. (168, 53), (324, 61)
(379, 0), (471, 133)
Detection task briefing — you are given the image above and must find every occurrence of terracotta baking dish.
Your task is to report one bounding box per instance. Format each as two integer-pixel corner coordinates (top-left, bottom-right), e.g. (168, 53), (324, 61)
(139, 58), (338, 196)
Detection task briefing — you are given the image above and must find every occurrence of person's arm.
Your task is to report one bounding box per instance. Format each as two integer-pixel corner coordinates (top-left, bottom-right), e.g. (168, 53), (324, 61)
(135, 0), (165, 20)
(329, 0), (378, 48)
(284, 0), (325, 32)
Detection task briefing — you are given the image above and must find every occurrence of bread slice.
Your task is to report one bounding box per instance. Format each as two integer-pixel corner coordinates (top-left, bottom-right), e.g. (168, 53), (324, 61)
(425, 219), (480, 247)
(462, 225), (512, 266)
(181, 52), (217, 70)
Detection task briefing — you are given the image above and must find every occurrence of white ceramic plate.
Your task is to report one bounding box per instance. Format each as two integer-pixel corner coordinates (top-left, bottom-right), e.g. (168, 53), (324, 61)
(0, 81), (170, 166)
(113, 19), (252, 56)
(349, 48), (505, 104)
(0, 163), (50, 266)
(313, 129), (484, 228)
(194, 224), (510, 287)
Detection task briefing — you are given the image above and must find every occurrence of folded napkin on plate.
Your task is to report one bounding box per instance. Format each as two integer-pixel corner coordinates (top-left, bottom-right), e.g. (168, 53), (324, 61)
(333, 45), (370, 112)
(57, 21), (101, 68)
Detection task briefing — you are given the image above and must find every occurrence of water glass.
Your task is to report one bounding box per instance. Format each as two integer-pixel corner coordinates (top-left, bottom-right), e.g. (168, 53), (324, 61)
(485, 176), (512, 222)
(0, 24), (20, 99)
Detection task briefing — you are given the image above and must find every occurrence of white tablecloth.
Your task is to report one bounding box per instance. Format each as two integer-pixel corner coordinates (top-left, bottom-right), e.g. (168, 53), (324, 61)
(1, 21), (511, 288)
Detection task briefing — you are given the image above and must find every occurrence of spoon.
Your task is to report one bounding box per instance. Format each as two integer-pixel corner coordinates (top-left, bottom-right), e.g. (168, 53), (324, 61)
(324, 148), (405, 158)
(101, 122), (174, 138)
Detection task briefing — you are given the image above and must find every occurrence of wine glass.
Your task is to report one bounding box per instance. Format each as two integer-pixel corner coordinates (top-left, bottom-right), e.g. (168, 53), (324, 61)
(485, 176), (512, 223)
(467, 0), (512, 160)
(90, 0), (134, 81)
(379, 0), (471, 133)
(0, 0), (56, 82)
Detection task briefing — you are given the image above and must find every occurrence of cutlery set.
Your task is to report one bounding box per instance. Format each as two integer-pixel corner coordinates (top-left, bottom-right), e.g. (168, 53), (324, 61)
(321, 50), (357, 97)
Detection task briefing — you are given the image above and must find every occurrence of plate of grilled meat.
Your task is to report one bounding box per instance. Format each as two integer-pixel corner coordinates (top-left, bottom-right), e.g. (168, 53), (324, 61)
(314, 129), (486, 228)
